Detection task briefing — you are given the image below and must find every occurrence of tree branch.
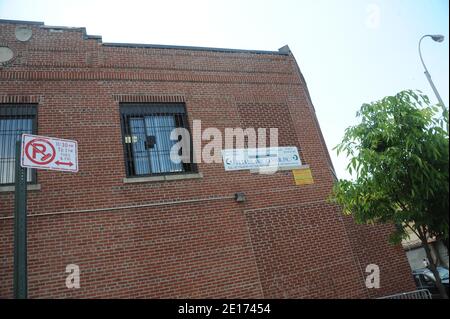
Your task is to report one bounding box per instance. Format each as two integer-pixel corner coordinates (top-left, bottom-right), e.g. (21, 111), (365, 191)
(394, 196), (422, 239)
(404, 222), (421, 239)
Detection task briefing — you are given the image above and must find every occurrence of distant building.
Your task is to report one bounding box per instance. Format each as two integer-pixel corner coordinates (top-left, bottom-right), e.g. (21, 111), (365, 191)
(402, 228), (449, 271)
(0, 19), (415, 298)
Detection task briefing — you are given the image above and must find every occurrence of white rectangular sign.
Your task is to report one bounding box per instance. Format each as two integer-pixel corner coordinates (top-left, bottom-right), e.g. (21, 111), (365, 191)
(222, 147), (302, 171)
(20, 134), (78, 173)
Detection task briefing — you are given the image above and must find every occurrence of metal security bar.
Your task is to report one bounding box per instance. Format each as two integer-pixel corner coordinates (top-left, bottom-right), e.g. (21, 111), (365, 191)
(120, 103), (195, 177)
(0, 104), (37, 185)
(377, 289), (432, 299)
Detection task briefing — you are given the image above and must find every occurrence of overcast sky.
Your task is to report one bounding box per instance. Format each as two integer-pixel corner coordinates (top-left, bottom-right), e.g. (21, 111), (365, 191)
(1, 0), (448, 179)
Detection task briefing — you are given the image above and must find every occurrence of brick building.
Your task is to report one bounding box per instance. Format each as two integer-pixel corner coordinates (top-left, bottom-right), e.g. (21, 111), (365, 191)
(0, 19), (415, 298)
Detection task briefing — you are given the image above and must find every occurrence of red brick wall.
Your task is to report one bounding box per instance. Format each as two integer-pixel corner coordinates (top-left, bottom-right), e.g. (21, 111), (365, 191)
(0, 20), (415, 298)
(342, 218), (416, 298)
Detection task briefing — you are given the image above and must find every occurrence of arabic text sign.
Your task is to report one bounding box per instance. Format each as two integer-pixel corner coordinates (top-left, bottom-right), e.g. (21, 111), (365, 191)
(222, 147), (302, 171)
(21, 134), (78, 172)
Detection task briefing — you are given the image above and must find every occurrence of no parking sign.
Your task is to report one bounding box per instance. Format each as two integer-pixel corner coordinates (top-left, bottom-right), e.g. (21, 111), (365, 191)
(20, 134), (78, 173)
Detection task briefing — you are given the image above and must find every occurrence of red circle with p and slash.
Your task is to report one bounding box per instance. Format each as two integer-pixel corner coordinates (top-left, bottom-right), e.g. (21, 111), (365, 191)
(25, 138), (56, 165)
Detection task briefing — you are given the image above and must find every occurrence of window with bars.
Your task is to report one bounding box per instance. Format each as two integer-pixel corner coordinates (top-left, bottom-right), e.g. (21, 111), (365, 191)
(120, 103), (195, 177)
(0, 104), (37, 185)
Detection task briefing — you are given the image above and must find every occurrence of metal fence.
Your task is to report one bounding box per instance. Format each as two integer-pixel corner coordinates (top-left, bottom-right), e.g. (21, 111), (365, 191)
(377, 289), (432, 299)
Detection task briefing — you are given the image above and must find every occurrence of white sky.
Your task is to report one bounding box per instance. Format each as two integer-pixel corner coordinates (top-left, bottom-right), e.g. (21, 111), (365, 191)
(1, 0), (448, 179)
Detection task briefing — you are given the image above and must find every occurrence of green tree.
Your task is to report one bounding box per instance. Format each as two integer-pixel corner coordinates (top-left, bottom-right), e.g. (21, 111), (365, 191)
(331, 90), (449, 299)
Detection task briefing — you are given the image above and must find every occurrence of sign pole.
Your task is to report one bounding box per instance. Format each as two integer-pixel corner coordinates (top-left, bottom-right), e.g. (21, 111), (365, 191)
(13, 133), (78, 299)
(14, 136), (28, 299)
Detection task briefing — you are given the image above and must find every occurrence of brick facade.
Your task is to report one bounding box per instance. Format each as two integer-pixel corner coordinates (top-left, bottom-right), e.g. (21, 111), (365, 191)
(0, 20), (415, 298)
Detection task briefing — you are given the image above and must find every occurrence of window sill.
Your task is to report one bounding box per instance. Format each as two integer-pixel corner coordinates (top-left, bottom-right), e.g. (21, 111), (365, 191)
(0, 184), (41, 193)
(123, 172), (203, 184)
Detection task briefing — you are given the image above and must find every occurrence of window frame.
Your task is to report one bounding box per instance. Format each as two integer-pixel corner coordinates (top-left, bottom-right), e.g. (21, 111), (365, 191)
(119, 103), (197, 178)
(0, 104), (38, 185)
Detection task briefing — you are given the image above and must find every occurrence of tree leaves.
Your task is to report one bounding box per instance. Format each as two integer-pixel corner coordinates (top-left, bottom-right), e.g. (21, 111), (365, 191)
(331, 90), (449, 245)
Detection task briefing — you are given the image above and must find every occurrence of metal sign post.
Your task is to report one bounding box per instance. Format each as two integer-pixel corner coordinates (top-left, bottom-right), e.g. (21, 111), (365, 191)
(12, 133), (78, 298)
(14, 137), (28, 299)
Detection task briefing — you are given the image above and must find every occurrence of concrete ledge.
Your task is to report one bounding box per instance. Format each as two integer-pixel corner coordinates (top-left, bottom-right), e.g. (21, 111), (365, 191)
(165, 172), (203, 181)
(250, 164), (310, 174)
(0, 184), (41, 193)
(123, 176), (165, 183)
(123, 173), (203, 184)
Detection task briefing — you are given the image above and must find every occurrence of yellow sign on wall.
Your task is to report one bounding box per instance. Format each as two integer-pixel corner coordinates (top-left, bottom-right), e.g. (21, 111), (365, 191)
(292, 167), (314, 185)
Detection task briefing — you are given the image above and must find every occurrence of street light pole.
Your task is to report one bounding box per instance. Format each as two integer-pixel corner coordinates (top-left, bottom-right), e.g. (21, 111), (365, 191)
(418, 34), (448, 132)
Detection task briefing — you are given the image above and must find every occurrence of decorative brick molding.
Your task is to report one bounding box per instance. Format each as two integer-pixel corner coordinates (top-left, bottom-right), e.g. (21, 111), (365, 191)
(0, 70), (298, 85)
(0, 43), (17, 67)
(0, 95), (42, 103)
(112, 94), (186, 103)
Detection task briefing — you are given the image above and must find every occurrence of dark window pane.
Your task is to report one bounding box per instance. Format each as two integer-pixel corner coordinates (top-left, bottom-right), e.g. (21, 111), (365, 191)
(120, 103), (194, 177)
(0, 105), (36, 185)
(144, 115), (183, 174)
(130, 117), (150, 175)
